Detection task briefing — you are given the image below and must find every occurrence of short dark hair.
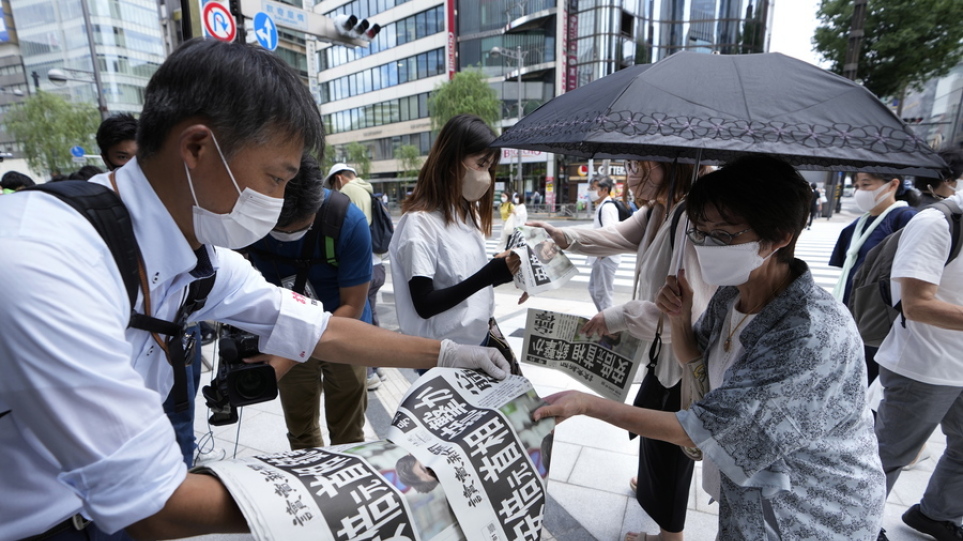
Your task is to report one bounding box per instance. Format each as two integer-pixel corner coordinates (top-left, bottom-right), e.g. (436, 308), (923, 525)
(593, 176), (614, 193)
(395, 454), (438, 493)
(277, 154), (325, 229)
(137, 39), (323, 161)
(96, 113), (137, 153)
(687, 155), (810, 263)
(915, 147), (963, 192)
(74, 165), (105, 181)
(1, 170), (35, 190)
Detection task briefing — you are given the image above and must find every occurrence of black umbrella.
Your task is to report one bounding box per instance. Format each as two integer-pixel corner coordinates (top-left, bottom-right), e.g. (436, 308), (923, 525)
(492, 52), (945, 175)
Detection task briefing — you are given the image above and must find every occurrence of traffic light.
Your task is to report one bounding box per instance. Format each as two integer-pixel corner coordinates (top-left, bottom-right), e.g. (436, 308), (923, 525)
(333, 14), (381, 40)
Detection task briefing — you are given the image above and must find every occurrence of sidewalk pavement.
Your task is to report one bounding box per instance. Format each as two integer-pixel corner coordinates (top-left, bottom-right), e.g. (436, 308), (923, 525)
(188, 201), (939, 541)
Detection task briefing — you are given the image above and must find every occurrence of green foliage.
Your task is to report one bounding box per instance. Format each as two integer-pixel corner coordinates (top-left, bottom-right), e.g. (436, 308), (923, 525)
(395, 144), (422, 179)
(345, 141), (371, 178)
(814, 0), (963, 100)
(428, 70), (501, 132)
(6, 92), (100, 176)
(319, 144), (337, 174)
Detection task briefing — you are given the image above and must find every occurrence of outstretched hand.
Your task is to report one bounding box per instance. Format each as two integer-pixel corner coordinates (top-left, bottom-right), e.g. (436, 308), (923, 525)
(495, 250), (522, 274)
(532, 390), (591, 424)
(525, 221), (570, 249)
(656, 268), (694, 323)
(437, 339), (509, 380)
(580, 311), (610, 338)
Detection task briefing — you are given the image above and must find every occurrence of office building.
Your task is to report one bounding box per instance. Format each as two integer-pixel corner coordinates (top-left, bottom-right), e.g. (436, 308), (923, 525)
(314, 0), (770, 202)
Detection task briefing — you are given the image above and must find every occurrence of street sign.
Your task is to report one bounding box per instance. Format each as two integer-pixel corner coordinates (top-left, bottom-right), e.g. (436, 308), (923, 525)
(253, 12), (278, 51)
(202, 1), (236, 42)
(70, 146), (85, 158)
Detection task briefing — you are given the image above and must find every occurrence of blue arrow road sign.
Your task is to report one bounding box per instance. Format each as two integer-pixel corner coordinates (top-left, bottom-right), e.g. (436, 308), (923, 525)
(254, 12), (278, 51)
(70, 146), (85, 158)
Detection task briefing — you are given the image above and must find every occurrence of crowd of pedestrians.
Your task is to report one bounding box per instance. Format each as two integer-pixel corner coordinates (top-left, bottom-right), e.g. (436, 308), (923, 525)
(1, 37), (962, 541)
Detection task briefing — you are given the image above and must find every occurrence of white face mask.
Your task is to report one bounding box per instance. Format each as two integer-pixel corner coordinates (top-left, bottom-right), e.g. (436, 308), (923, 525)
(462, 166), (491, 202)
(185, 134), (284, 248)
(269, 228), (310, 243)
(853, 183), (891, 213)
(694, 241), (773, 286)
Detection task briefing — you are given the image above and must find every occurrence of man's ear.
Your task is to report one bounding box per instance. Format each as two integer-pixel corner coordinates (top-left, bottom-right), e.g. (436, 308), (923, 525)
(178, 124), (214, 170)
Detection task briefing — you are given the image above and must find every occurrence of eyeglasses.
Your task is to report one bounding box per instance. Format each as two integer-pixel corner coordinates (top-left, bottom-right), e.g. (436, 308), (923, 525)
(686, 227), (753, 247)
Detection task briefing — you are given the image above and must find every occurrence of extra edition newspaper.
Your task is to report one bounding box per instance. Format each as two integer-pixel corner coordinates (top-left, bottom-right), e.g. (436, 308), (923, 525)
(195, 368), (555, 541)
(520, 308), (645, 402)
(506, 226), (577, 295)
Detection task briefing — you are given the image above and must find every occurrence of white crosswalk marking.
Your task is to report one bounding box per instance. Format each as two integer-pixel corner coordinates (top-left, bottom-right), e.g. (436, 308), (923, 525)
(490, 218), (849, 293)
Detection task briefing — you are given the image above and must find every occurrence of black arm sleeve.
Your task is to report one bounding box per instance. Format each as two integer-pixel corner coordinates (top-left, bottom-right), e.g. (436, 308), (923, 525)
(408, 257), (514, 319)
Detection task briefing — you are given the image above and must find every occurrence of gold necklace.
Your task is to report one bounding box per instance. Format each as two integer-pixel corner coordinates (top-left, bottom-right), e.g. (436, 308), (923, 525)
(723, 274), (792, 352)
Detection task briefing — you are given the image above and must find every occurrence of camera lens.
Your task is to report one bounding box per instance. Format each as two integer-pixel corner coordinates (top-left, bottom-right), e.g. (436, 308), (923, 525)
(234, 369), (269, 400)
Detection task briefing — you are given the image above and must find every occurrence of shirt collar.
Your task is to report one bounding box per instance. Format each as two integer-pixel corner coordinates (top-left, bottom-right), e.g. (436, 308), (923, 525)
(89, 158), (208, 290)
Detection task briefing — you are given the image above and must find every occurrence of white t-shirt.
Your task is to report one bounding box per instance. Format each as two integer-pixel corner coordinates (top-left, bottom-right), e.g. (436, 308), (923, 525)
(388, 210), (493, 345)
(876, 194), (963, 386)
(591, 196), (622, 265)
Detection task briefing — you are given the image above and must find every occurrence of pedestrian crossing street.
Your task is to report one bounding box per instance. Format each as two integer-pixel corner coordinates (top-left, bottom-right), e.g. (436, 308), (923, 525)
(488, 219), (850, 294)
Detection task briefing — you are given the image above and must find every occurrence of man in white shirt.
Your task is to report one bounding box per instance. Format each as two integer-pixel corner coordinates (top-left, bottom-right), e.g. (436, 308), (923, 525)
(0, 38), (508, 541)
(875, 193), (963, 541)
(587, 176), (622, 311)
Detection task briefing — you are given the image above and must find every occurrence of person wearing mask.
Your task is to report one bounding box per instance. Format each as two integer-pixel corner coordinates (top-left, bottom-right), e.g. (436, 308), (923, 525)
(585, 176), (623, 311)
(830, 171), (918, 384)
(534, 155), (885, 540)
(389, 114), (520, 374)
(913, 147), (963, 209)
(246, 154), (372, 450)
(95, 113), (138, 171)
(325, 163), (386, 390)
(529, 160), (712, 541)
(0, 39), (509, 541)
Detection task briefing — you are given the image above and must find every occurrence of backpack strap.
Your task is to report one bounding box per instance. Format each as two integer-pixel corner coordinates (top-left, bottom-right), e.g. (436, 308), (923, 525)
(26, 182), (140, 313)
(935, 199), (963, 264)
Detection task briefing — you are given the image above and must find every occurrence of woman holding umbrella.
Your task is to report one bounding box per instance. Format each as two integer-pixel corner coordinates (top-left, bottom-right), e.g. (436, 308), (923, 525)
(534, 155), (886, 540)
(529, 160), (712, 541)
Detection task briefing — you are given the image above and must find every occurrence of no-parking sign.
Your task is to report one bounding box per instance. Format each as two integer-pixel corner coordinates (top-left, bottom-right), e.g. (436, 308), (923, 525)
(201, 1), (236, 42)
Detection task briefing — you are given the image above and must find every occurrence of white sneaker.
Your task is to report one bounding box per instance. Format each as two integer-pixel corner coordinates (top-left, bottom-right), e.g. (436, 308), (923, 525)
(375, 367), (387, 380)
(194, 446), (227, 466)
(366, 375), (382, 390)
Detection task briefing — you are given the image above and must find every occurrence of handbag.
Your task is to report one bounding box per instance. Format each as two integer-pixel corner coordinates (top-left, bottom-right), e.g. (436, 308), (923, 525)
(679, 355), (708, 461)
(487, 317), (522, 376)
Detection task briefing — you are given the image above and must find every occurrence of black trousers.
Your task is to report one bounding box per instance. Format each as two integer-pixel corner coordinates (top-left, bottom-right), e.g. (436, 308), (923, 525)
(631, 370), (694, 533)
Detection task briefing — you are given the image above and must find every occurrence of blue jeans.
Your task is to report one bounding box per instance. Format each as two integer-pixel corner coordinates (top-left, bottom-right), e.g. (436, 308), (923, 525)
(162, 324), (203, 468)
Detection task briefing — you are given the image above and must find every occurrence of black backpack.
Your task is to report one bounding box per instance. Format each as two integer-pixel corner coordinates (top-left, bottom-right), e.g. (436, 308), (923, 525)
(605, 199), (632, 222)
(13, 181), (215, 413)
(847, 199), (963, 347)
(243, 189), (352, 295)
(369, 193), (394, 253)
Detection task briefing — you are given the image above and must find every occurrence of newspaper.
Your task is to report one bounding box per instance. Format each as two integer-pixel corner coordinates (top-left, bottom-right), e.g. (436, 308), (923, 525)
(506, 226), (578, 295)
(520, 308), (645, 402)
(195, 368), (555, 541)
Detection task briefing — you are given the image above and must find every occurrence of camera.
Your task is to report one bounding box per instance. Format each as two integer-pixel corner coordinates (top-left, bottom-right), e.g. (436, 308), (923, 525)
(202, 326), (278, 426)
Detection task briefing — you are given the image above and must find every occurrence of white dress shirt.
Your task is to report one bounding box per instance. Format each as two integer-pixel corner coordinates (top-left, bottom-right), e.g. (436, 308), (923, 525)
(0, 159), (330, 538)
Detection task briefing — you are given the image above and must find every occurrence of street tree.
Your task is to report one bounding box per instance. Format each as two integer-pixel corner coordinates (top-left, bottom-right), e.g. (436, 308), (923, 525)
(345, 141), (371, 178)
(814, 0), (963, 104)
(395, 144), (422, 179)
(320, 144), (337, 174)
(6, 92), (100, 177)
(428, 69), (500, 132)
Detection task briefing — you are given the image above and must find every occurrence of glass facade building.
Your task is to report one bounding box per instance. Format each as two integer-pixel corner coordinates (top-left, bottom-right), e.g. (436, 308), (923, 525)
(313, 0), (770, 194)
(10, 0), (166, 114)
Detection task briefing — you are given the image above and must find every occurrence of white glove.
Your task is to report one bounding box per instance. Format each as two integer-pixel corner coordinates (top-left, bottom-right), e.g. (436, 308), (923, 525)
(437, 339), (509, 380)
